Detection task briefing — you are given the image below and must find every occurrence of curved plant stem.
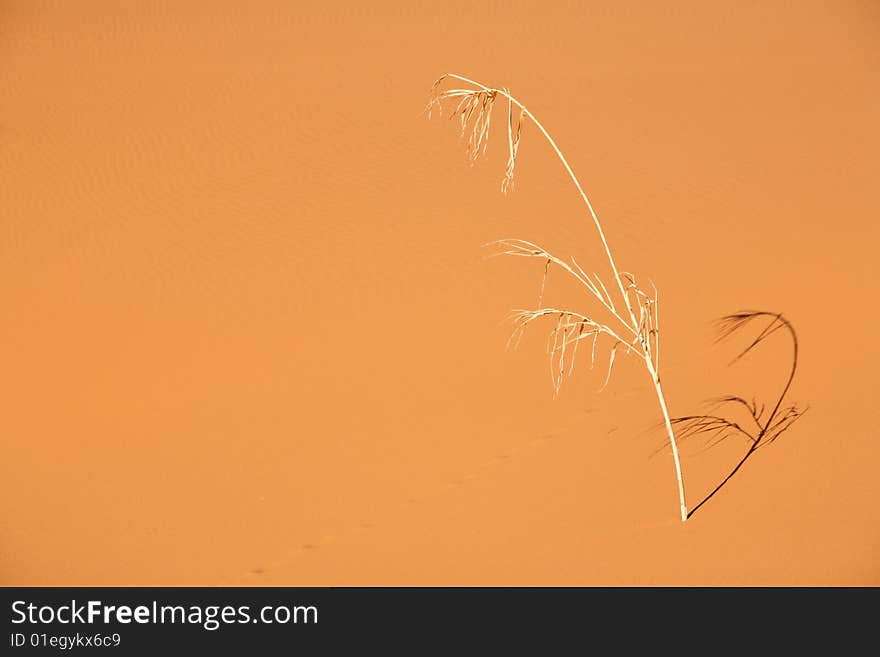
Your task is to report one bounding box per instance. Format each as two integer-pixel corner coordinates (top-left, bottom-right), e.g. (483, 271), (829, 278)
(646, 357), (688, 522)
(434, 73), (689, 521)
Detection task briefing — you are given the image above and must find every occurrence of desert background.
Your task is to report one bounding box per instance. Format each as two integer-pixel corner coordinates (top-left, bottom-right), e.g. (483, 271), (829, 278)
(1, 1), (878, 585)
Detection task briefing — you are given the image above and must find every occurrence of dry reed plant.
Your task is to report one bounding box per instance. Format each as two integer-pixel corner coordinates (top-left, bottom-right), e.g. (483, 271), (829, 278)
(426, 73), (689, 522)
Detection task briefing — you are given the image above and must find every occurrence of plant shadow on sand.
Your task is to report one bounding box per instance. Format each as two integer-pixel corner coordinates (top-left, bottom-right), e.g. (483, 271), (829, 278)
(653, 310), (808, 520)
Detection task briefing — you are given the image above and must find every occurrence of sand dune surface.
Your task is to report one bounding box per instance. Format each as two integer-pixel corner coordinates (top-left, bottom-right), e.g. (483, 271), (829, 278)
(1, 1), (878, 585)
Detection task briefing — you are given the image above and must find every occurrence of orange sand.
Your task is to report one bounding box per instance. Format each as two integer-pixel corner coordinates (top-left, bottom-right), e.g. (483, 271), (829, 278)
(1, 1), (878, 585)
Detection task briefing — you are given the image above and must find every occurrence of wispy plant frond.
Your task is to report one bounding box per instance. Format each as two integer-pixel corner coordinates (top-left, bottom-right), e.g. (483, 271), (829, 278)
(502, 92), (524, 194)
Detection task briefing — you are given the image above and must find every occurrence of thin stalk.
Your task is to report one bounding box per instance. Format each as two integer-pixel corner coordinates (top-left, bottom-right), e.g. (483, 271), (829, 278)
(645, 357), (688, 522)
(438, 73), (689, 521)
